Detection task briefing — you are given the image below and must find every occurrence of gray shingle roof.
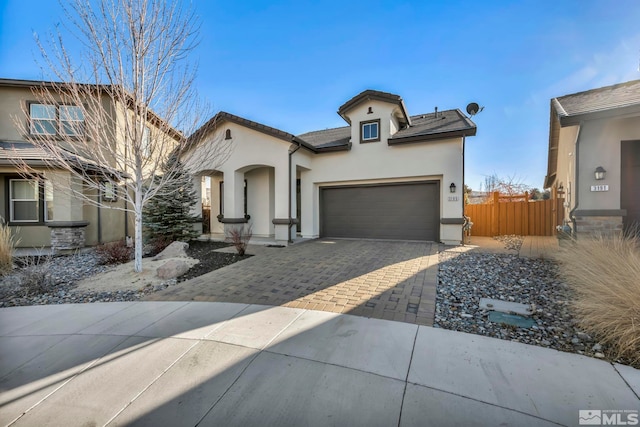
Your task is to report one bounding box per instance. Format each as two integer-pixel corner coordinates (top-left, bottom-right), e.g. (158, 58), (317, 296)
(296, 126), (351, 150)
(554, 79), (640, 118)
(390, 110), (476, 142)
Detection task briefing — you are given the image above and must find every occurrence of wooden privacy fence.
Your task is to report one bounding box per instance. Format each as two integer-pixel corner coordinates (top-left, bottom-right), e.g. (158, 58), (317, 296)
(465, 192), (564, 237)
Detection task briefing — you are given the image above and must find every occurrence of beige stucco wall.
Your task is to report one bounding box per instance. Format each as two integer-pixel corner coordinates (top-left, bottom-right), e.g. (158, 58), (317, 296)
(576, 116), (640, 211)
(554, 124), (579, 219)
(188, 101), (466, 244)
(300, 100), (464, 243)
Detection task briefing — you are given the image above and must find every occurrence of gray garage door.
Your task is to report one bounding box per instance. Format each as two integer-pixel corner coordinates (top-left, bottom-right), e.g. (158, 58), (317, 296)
(320, 182), (439, 241)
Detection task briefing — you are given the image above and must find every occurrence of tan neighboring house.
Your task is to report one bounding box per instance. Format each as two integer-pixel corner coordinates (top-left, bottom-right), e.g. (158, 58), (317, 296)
(185, 89), (477, 245)
(0, 78), (178, 250)
(544, 79), (640, 237)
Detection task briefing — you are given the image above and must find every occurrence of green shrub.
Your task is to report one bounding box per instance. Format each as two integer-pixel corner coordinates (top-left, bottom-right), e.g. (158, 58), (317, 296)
(556, 233), (640, 365)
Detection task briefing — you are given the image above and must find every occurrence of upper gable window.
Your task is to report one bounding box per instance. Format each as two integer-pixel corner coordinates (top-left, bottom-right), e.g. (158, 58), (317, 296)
(360, 119), (380, 143)
(30, 103), (85, 136)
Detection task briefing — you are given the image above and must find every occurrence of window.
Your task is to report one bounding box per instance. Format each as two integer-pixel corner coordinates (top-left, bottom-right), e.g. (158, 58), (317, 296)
(44, 180), (54, 221)
(30, 104), (57, 135)
(59, 105), (84, 136)
(225, 129), (232, 140)
(219, 180), (248, 216)
(361, 120), (380, 143)
(10, 179), (39, 222)
(102, 181), (117, 202)
(30, 103), (84, 136)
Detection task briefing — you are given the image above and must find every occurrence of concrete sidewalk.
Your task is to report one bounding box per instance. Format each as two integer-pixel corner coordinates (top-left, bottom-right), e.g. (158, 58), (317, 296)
(1, 302), (638, 426)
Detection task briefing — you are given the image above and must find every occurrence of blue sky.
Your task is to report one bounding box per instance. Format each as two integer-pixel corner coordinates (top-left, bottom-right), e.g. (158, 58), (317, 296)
(1, 0), (639, 190)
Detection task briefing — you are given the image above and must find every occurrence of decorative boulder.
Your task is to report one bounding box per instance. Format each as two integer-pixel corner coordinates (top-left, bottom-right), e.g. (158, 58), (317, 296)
(156, 259), (191, 279)
(153, 241), (189, 261)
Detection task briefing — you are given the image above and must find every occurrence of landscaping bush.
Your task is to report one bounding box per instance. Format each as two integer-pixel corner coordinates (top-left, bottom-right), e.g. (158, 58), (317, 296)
(0, 222), (19, 275)
(555, 233), (640, 364)
(16, 255), (55, 296)
(95, 240), (134, 265)
(226, 225), (252, 256)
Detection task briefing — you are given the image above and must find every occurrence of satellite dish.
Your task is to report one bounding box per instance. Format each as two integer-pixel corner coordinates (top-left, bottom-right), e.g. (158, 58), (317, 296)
(466, 102), (480, 116)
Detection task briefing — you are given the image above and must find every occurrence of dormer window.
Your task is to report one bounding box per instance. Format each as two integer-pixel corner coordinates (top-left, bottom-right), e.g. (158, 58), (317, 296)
(360, 119), (380, 143)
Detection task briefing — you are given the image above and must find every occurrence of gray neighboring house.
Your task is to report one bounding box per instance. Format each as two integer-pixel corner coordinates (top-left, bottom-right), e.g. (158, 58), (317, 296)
(544, 79), (640, 236)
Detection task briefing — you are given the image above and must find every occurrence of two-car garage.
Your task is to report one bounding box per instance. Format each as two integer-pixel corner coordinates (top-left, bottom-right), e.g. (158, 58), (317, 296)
(320, 181), (440, 241)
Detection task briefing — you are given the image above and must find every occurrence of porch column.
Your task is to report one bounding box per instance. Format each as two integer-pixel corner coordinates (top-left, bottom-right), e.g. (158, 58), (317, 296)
(272, 164), (291, 243)
(191, 173), (203, 236)
(300, 171), (315, 238)
(221, 170), (248, 235)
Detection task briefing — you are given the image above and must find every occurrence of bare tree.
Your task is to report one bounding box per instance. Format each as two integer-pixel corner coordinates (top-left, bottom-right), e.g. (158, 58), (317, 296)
(13, 0), (230, 272)
(482, 173), (531, 202)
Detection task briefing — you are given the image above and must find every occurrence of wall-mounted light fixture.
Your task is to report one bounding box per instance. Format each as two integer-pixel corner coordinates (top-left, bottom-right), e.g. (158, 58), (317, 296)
(450, 182), (456, 193)
(595, 166), (606, 180)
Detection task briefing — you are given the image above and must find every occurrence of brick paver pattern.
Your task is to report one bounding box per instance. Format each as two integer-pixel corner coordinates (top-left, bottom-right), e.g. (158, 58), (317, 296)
(147, 239), (438, 326)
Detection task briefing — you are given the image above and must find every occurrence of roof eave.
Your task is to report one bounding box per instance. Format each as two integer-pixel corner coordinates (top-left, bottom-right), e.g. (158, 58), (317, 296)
(388, 127), (476, 145)
(558, 103), (640, 126)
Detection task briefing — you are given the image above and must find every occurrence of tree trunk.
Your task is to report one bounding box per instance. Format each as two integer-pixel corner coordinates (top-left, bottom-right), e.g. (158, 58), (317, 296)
(134, 191), (143, 273)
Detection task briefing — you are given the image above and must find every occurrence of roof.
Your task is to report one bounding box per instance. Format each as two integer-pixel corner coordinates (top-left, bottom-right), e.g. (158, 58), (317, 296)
(553, 79), (640, 125)
(0, 141), (124, 178)
(337, 89), (411, 126)
(544, 79), (640, 188)
(296, 126), (351, 151)
(388, 110), (476, 144)
(190, 92), (476, 154)
(187, 111), (317, 153)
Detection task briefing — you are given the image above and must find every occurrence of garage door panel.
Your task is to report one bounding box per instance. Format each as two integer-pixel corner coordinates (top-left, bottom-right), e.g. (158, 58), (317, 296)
(321, 182), (439, 241)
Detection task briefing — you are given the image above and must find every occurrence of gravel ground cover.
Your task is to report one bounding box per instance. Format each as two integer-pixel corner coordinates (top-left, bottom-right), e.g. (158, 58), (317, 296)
(435, 247), (616, 363)
(0, 241), (245, 307)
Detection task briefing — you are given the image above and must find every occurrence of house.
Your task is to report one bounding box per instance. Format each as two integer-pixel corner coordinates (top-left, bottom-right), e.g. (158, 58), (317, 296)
(544, 79), (640, 237)
(184, 90), (477, 245)
(0, 78), (179, 250)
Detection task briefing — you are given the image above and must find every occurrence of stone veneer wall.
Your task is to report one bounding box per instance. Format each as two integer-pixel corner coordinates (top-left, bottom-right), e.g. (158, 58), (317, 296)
(575, 215), (623, 237)
(48, 222), (89, 252)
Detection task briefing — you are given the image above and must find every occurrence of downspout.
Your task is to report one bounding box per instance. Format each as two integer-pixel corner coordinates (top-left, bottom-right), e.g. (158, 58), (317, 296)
(461, 134), (466, 245)
(97, 189), (102, 244)
(568, 125), (582, 237)
(288, 141), (301, 243)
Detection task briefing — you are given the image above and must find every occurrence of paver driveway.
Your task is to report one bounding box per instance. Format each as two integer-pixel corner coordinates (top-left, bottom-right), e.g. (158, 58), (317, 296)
(148, 239), (438, 325)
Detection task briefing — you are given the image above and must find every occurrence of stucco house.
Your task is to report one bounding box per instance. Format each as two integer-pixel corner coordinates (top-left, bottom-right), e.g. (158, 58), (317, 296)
(543, 79), (640, 237)
(0, 78), (179, 250)
(185, 90), (477, 245)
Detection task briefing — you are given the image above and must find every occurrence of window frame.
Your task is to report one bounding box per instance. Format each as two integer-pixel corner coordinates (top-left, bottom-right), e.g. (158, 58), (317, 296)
(360, 119), (381, 143)
(102, 181), (118, 202)
(59, 104), (85, 136)
(29, 103), (57, 136)
(9, 178), (41, 223)
(28, 102), (85, 137)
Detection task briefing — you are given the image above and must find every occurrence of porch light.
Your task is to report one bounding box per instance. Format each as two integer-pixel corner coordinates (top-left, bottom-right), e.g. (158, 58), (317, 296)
(449, 182), (456, 193)
(594, 166), (606, 180)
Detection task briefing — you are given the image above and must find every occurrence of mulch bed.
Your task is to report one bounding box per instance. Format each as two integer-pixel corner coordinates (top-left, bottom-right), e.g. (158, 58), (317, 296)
(177, 240), (252, 282)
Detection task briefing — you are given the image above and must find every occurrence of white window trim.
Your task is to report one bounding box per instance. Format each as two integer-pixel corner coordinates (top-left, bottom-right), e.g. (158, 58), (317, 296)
(361, 120), (380, 142)
(30, 104), (57, 136)
(29, 103), (85, 136)
(59, 105), (84, 136)
(9, 179), (40, 223)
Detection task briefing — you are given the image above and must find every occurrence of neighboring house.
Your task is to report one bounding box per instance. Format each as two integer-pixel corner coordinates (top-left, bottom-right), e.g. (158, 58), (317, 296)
(185, 90), (477, 245)
(544, 79), (640, 237)
(0, 78), (178, 250)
